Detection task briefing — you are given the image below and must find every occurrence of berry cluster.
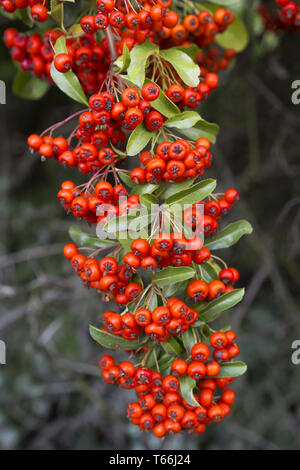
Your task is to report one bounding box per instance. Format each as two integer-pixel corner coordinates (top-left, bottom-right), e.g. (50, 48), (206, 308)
(4, 29), (110, 95)
(98, 329), (239, 438)
(63, 242), (143, 305)
(9, 0), (251, 440)
(57, 180), (140, 224)
(101, 297), (198, 343)
(130, 137), (212, 185)
(0, 0), (49, 22)
(259, 1), (300, 31)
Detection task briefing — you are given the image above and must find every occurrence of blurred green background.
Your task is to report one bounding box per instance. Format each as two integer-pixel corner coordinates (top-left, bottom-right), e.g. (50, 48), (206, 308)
(0, 0), (300, 450)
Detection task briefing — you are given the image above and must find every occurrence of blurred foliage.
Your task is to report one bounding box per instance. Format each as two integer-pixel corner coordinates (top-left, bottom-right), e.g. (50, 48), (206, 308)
(0, 0), (300, 450)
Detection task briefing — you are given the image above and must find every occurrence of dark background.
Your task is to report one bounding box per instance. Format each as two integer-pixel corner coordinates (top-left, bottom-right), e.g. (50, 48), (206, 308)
(0, 0), (300, 450)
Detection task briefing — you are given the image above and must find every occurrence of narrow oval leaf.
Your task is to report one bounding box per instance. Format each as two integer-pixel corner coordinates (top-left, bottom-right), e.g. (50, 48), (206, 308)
(140, 193), (157, 209)
(181, 329), (196, 354)
(126, 123), (154, 156)
(196, 288), (245, 322)
(129, 182), (159, 196)
(161, 336), (182, 356)
(178, 119), (219, 144)
(160, 48), (200, 87)
(216, 361), (247, 378)
(160, 179), (196, 200)
(114, 45), (131, 73)
(166, 179), (216, 208)
(118, 171), (135, 188)
(205, 220), (253, 250)
(179, 376), (200, 407)
(164, 111), (201, 130)
(69, 226), (116, 248)
(13, 71), (49, 100)
(126, 41), (159, 88)
(51, 36), (88, 105)
(89, 325), (142, 350)
(159, 354), (174, 373)
(155, 266), (195, 287)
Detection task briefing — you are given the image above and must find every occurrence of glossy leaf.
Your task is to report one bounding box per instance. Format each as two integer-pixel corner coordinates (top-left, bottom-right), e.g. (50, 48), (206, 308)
(179, 376), (200, 407)
(216, 361), (248, 378)
(126, 123), (154, 156)
(195, 288), (245, 322)
(114, 45), (131, 73)
(69, 226), (116, 248)
(129, 182), (159, 196)
(164, 111), (201, 130)
(205, 220), (253, 250)
(159, 48), (200, 87)
(13, 71), (49, 100)
(160, 179), (196, 200)
(181, 329), (196, 354)
(118, 171), (135, 188)
(166, 179), (216, 209)
(154, 266), (195, 287)
(178, 119), (219, 144)
(50, 36), (88, 105)
(161, 336), (182, 356)
(89, 325), (142, 350)
(140, 193), (157, 209)
(126, 41), (159, 88)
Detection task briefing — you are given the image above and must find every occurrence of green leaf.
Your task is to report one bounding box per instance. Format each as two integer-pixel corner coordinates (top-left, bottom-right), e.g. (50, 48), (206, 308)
(129, 182), (159, 196)
(178, 119), (219, 144)
(145, 79), (180, 119)
(163, 280), (189, 298)
(50, 0), (64, 26)
(126, 41), (159, 88)
(195, 288), (245, 323)
(196, 3), (249, 52)
(166, 179), (216, 209)
(17, 7), (34, 27)
(114, 45), (131, 73)
(161, 336), (182, 356)
(160, 179), (196, 200)
(13, 71), (49, 100)
(205, 220), (253, 250)
(181, 329), (196, 355)
(164, 111), (201, 130)
(179, 376), (200, 407)
(118, 171), (135, 188)
(89, 325), (142, 350)
(160, 48), (200, 87)
(140, 193), (157, 209)
(126, 123), (154, 156)
(216, 361), (247, 378)
(159, 354), (174, 373)
(176, 44), (201, 60)
(155, 266), (195, 287)
(69, 226), (116, 248)
(51, 36), (88, 105)
(200, 260), (220, 283)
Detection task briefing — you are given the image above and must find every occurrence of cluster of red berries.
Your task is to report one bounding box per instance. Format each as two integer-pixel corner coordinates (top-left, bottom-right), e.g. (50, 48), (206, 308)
(0, 0), (48, 22)
(187, 268), (239, 303)
(195, 48), (237, 75)
(259, 1), (300, 31)
(63, 242), (143, 305)
(98, 329), (239, 438)
(183, 188), (240, 238)
(101, 297), (199, 343)
(4, 28), (110, 95)
(126, 234), (204, 271)
(130, 137), (213, 185)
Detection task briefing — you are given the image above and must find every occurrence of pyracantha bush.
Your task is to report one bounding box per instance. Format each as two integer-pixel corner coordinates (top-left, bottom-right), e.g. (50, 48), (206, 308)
(3, 0), (254, 438)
